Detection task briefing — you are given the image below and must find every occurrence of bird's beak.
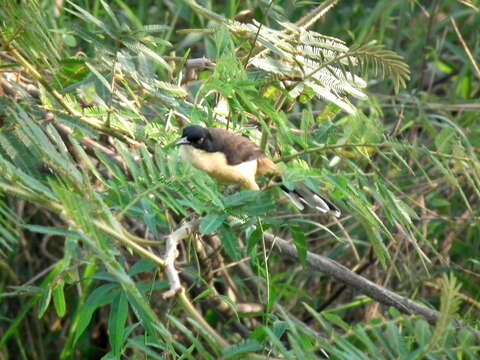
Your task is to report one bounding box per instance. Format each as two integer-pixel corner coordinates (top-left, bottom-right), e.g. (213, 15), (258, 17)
(175, 137), (190, 146)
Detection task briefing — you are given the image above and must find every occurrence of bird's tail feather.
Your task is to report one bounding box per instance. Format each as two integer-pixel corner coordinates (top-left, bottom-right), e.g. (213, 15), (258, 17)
(280, 184), (341, 217)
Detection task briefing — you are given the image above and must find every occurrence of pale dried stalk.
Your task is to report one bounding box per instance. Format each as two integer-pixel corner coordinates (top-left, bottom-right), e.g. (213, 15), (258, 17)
(163, 219), (200, 299)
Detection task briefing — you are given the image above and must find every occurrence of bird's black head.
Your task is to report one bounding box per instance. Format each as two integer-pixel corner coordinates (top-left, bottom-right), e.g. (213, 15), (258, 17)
(175, 125), (211, 149)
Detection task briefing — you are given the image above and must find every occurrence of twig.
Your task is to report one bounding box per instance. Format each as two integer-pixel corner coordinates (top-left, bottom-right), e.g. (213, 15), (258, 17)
(275, 142), (475, 163)
(163, 219), (200, 299)
(177, 289), (230, 348)
(211, 256), (251, 274)
(52, 120), (127, 171)
(0, 182), (253, 350)
(0, 182), (166, 270)
(179, 271), (253, 339)
(295, 0), (338, 30)
(424, 281), (480, 311)
(316, 248), (375, 313)
(249, 0), (338, 65)
(106, 45), (119, 127)
(0, 260), (21, 284)
(263, 233), (480, 338)
(458, 0), (479, 11)
(450, 17), (480, 80)
(162, 56), (215, 70)
(334, 216), (359, 261)
(418, 0), (439, 88)
(244, 0), (274, 67)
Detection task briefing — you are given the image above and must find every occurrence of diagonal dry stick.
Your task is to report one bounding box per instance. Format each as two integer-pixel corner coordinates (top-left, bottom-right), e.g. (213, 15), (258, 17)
(159, 217), (479, 338)
(450, 17), (480, 80)
(263, 233), (480, 338)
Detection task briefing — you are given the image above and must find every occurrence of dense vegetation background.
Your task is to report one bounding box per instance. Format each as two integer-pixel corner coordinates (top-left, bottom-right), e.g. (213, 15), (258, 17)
(0, 0), (479, 359)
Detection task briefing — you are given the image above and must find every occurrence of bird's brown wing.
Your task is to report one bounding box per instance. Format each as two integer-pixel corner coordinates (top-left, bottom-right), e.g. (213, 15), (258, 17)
(206, 128), (338, 215)
(209, 128), (264, 165)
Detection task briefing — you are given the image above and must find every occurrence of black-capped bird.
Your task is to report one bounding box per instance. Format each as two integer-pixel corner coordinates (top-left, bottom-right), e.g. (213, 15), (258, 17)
(175, 125), (340, 217)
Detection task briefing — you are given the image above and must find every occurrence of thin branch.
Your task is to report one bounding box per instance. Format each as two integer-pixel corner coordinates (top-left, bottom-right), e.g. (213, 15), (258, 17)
(316, 248), (375, 313)
(263, 233), (480, 338)
(244, 0), (274, 67)
(94, 221), (166, 267)
(295, 0), (339, 30)
(450, 17), (480, 80)
(52, 119), (127, 171)
(275, 142), (475, 163)
(418, 0), (439, 88)
(424, 281), (480, 311)
(163, 219), (200, 299)
(177, 289), (230, 348)
(106, 45), (119, 127)
(181, 294), (283, 359)
(162, 56), (216, 69)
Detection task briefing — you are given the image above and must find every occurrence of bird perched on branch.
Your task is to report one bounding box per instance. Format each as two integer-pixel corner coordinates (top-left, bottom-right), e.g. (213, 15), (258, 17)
(175, 125), (340, 217)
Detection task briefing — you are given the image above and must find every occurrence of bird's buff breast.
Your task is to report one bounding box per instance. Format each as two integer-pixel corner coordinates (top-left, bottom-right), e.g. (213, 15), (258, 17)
(180, 146), (258, 187)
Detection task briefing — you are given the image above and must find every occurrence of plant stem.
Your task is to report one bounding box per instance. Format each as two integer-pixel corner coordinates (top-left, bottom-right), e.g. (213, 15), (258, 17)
(275, 142), (475, 163)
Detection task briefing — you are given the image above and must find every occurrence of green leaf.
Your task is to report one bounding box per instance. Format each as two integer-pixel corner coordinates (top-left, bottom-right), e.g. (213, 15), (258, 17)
(436, 60), (454, 74)
(126, 338), (170, 360)
(37, 287), (52, 319)
(100, 0), (121, 29)
(21, 224), (82, 238)
(323, 313), (350, 332)
(66, 2), (115, 38)
(456, 75), (472, 100)
(128, 260), (157, 276)
(123, 291), (158, 336)
(53, 280), (67, 318)
(86, 62), (111, 95)
(192, 289), (215, 303)
(199, 214), (226, 235)
(109, 292), (129, 357)
(247, 227), (262, 253)
(250, 326), (269, 345)
(224, 190), (275, 217)
(291, 227), (307, 267)
(434, 128), (456, 154)
(414, 319), (431, 347)
(223, 340), (263, 358)
(272, 321), (288, 340)
(124, 41), (172, 72)
(219, 226), (241, 261)
(74, 284), (118, 345)
(224, 190), (260, 208)
(100, 352), (116, 360)
(63, 34), (77, 47)
(137, 281), (170, 294)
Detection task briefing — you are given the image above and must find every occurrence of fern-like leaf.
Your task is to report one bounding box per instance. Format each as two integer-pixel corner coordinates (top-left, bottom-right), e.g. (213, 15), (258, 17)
(351, 41), (411, 93)
(428, 274), (462, 352)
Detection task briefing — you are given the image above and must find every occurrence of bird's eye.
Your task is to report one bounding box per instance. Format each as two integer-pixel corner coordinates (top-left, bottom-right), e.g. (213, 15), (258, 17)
(196, 138), (204, 144)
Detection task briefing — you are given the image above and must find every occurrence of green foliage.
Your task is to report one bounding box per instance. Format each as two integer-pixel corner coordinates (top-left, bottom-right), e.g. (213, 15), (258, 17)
(0, 0), (479, 359)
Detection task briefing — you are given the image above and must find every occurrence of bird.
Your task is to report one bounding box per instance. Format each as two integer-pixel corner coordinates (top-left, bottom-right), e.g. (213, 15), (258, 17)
(175, 125), (340, 217)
